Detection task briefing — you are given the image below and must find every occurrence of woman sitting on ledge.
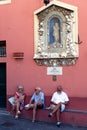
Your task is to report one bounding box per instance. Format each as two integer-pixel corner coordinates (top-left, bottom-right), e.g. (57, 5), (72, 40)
(14, 85), (25, 119)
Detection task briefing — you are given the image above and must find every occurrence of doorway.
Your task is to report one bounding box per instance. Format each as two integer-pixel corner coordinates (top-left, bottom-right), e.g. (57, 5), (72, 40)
(0, 63), (6, 108)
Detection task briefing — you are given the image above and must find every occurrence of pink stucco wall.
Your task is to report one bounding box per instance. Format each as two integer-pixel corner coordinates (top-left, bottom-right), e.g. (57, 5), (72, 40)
(0, 0), (87, 98)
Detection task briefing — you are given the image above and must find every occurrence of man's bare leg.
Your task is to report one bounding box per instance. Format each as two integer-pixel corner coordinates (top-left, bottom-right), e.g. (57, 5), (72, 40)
(32, 103), (37, 122)
(48, 103), (61, 117)
(56, 109), (60, 122)
(56, 109), (61, 126)
(52, 103), (61, 114)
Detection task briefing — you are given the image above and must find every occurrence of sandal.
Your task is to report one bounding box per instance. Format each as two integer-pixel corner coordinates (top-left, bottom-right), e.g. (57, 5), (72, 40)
(15, 115), (18, 119)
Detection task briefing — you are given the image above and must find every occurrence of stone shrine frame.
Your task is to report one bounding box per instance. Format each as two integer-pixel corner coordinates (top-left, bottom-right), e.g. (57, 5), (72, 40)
(34, 1), (78, 66)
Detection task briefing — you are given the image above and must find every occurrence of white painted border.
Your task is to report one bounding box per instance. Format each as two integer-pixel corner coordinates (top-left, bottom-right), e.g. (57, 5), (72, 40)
(0, 0), (11, 5)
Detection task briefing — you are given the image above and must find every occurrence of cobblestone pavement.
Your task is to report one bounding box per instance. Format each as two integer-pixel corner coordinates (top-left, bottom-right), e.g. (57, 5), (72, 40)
(0, 109), (87, 130)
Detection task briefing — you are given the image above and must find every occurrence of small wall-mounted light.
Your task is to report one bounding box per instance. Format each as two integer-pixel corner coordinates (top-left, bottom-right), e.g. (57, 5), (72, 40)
(43, 0), (50, 5)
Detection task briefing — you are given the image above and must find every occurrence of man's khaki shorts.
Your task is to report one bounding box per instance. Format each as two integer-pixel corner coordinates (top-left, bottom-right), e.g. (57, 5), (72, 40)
(49, 104), (65, 112)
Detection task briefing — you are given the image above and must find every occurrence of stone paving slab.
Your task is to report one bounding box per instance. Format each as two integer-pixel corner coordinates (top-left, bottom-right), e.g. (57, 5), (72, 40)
(0, 110), (87, 130)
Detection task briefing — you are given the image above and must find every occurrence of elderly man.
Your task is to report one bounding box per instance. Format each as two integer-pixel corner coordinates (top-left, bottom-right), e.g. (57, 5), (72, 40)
(25, 87), (44, 122)
(48, 85), (69, 126)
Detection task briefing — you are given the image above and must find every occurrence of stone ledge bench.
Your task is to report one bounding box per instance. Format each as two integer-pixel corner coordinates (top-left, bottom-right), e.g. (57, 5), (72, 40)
(7, 96), (87, 127)
(21, 107), (87, 127)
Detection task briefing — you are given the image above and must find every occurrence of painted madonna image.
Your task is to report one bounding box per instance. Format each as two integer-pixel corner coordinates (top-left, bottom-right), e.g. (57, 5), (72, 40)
(48, 17), (63, 49)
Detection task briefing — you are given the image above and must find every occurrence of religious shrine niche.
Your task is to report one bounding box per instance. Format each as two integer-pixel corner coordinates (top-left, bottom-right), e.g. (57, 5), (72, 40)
(34, 1), (78, 66)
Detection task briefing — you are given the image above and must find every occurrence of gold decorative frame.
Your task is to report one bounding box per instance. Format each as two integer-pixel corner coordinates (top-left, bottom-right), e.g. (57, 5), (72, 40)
(34, 1), (78, 66)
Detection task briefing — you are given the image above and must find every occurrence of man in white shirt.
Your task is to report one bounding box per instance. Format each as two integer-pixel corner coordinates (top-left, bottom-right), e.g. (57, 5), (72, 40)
(48, 85), (69, 126)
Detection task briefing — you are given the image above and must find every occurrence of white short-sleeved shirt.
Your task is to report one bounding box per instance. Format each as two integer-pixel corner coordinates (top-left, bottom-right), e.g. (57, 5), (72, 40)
(51, 91), (69, 104)
(51, 91), (69, 112)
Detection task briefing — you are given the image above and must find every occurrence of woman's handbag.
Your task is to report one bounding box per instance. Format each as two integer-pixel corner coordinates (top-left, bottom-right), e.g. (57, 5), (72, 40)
(8, 97), (14, 106)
